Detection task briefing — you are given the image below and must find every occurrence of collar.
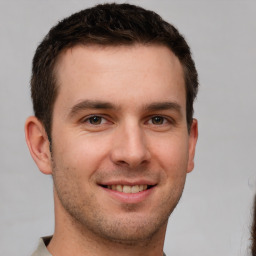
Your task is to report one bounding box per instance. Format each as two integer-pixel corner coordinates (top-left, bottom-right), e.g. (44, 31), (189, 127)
(31, 236), (167, 256)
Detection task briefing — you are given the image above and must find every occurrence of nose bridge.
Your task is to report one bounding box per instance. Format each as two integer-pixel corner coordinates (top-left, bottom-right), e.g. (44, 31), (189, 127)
(110, 119), (150, 167)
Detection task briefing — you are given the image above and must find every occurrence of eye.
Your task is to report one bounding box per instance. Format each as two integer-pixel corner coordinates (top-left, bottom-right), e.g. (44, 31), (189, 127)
(84, 115), (107, 125)
(149, 116), (167, 125)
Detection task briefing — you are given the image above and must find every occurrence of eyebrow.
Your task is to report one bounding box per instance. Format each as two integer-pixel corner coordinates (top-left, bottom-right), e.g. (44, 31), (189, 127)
(68, 100), (182, 118)
(144, 102), (182, 113)
(68, 100), (117, 117)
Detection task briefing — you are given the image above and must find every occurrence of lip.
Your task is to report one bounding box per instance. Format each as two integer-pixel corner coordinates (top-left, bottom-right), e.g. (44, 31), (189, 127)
(99, 183), (156, 204)
(99, 179), (157, 186)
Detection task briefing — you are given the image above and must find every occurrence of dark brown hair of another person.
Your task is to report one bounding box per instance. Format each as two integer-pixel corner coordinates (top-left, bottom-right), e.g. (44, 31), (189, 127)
(252, 194), (256, 256)
(31, 3), (199, 142)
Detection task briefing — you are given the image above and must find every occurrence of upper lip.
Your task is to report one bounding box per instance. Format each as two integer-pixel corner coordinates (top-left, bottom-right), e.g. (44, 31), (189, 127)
(98, 179), (157, 186)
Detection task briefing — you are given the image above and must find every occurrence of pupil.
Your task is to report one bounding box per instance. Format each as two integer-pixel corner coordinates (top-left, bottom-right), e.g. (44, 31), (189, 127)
(90, 116), (101, 124)
(153, 116), (163, 124)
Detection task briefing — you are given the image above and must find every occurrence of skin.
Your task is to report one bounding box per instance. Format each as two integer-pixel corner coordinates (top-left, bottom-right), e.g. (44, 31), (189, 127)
(25, 44), (198, 256)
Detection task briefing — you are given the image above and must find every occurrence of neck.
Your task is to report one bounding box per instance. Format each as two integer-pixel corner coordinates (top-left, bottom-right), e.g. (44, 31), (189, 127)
(48, 190), (167, 256)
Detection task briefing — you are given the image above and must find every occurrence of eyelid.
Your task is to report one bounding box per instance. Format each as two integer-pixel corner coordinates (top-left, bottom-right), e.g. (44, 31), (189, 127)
(81, 114), (109, 125)
(145, 115), (175, 125)
(80, 114), (175, 127)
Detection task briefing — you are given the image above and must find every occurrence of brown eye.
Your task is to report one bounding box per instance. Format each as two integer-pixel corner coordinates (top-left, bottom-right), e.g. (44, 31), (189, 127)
(151, 116), (165, 125)
(88, 116), (102, 125)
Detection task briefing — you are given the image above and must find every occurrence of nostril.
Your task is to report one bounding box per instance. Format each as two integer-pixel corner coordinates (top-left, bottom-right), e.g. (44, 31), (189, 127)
(115, 160), (130, 166)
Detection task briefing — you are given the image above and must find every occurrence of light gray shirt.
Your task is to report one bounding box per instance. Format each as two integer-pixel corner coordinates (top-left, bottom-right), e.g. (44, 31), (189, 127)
(31, 236), (167, 256)
(31, 237), (52, 256)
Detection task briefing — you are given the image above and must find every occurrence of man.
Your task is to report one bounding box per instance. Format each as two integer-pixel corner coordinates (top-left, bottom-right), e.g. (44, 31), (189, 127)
(25, 3), (198, 256)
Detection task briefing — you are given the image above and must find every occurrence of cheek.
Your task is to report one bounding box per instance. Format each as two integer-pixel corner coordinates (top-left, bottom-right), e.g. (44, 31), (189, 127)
(150, 135), (189, 177)
(52, 132), (112, 176)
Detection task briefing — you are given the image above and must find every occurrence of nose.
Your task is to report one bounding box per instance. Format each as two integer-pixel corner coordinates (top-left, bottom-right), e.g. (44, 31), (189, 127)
(110, 122), (151, 168)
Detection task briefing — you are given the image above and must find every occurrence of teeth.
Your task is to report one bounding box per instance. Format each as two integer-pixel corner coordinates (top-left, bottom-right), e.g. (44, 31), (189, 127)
(131, 185), (139, 193)
(123, 185), (131, 193)
(116, 185), (122, 192)
(139, 185), (144, 192)
(107, 184), (148, 193)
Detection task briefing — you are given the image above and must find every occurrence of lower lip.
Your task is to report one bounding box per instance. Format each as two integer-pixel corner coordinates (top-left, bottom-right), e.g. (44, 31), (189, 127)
(101, 186), (155, 204)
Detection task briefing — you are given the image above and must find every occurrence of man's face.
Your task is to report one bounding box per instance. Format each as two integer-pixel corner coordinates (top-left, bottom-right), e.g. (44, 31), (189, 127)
(50, 44), (197, 242)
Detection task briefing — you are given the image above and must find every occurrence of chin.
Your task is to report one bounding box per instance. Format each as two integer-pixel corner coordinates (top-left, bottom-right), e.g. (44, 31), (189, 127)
(72, 205), (174, 245)
(91, 216), (168, 244)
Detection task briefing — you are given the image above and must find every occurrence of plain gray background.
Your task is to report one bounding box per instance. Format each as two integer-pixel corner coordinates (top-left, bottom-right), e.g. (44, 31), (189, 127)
(1, 0), (255, 255)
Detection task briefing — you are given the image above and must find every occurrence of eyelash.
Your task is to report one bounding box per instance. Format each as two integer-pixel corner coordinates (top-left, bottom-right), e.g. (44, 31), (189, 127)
(147, 116), (169, 125)
(82, 115), (174, 126)
(82, 115), (108, 125)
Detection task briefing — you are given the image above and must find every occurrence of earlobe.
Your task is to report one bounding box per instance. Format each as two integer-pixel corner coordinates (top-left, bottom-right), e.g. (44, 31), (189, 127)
(187, 119), (198, 173)
(25, 116), (52, 175)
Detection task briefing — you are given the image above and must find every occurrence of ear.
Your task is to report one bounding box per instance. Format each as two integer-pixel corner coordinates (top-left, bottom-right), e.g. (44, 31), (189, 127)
(187, 119), (198, 173)
(25, 116), (52, 175)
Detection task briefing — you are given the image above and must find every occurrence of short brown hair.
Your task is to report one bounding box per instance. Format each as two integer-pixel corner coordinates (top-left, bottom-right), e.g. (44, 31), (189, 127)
(31, 3), (199, 140)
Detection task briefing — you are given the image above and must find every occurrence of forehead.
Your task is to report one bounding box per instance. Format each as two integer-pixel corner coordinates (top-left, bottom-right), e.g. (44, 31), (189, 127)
(54, 44), (185, 114)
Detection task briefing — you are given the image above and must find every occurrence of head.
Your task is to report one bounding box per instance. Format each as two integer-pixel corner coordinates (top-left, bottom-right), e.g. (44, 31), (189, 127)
(31, 3), (198, 142)
(26, 3), (199, 249)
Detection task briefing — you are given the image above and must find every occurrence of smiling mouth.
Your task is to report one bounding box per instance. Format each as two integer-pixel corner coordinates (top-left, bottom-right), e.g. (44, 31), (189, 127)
(101, 184), (154, 193)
